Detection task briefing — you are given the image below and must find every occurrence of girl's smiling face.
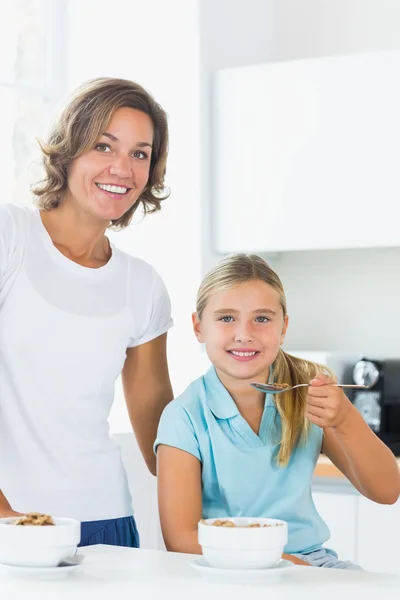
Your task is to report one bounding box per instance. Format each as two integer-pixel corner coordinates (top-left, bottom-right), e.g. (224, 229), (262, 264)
(65, 107), (154, 222)
(193, 279), (289, 388)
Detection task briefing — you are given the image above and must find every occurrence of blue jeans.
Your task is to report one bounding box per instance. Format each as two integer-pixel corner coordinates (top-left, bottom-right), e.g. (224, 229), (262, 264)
(78, 515), (140, 548)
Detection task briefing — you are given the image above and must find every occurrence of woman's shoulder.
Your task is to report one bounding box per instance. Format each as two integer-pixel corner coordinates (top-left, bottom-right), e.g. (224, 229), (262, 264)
(0, 202), (33, 227)
(114, 248), (166, 290)
(0, 203), (34, 253)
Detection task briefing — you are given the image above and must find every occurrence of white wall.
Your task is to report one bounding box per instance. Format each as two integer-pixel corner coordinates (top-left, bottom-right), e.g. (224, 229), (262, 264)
(202, 0), (400, 358)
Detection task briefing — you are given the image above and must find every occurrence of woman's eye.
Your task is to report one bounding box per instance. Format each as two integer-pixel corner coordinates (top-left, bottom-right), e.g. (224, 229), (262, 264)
(255, 316), (270, 323)
(95, 143), (111, 153)
(220, 316), (234, 323)
(132, 150), (149, 160)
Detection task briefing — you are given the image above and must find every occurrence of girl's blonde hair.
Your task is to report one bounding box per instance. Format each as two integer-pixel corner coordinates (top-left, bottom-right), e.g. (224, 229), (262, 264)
(32, 77), (169, 230)
(196, 254), (334, 467)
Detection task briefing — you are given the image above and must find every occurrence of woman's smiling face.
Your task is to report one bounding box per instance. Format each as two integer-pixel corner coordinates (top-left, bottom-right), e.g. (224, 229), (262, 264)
(193, 279), (288, 387)
(65, 107), (154, 222)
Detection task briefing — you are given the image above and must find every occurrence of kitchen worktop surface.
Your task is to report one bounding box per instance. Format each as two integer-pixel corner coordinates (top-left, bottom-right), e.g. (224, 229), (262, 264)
(314, 455), (400, 478)
(1, 544), (399, 600)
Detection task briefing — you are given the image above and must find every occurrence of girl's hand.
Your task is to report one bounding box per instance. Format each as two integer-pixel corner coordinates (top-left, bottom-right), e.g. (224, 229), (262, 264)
(305, 373), (353, 429)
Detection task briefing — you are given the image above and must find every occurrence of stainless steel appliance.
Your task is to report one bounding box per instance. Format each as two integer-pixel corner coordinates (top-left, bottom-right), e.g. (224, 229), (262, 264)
(346, 358), (400, 455)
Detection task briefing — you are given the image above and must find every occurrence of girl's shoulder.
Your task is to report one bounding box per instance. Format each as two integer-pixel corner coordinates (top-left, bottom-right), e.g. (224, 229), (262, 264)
(161, 376), (208, 422)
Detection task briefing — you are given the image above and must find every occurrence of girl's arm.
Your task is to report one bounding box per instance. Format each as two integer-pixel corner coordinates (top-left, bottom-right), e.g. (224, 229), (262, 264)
(157, 444), (309, 565)
(157, 444), (203, 553)
(122, 333), (173, 476)
(322, 407), (400, 504)
(309, 375), (400, 504)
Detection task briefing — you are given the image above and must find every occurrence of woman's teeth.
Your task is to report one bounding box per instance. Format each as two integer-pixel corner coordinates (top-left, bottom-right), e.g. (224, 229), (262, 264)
(230, 351), (257, 357)
(96, 183), (128, 194)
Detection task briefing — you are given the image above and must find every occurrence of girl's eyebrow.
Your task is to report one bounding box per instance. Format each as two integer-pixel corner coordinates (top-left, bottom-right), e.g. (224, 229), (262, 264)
(213, 308), (277, 316)
(102, 132), (152, 148)
(253, 309), (277, 316)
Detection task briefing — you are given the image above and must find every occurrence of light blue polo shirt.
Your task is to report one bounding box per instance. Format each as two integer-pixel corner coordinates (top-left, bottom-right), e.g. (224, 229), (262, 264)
(154, 366), (331, 554)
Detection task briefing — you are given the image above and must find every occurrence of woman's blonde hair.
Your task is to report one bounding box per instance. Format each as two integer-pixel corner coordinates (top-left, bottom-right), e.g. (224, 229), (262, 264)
(196, 254), (334, 467)
(32, 77), (169, 229)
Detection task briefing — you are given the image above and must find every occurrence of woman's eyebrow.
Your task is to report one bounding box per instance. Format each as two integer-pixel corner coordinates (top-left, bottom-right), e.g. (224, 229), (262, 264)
(102, 132), (152, 148)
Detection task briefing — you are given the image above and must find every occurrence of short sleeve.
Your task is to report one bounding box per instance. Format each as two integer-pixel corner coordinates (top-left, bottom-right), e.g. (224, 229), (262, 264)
(127, 265), (173, 348)
(0, 204), (26, 294)
(0, 204), (16, 281)
(154, 401), (201, 462)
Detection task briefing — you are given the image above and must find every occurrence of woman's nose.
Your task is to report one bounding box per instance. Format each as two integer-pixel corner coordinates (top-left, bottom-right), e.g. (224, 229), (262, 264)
(109, 155), (133, 179)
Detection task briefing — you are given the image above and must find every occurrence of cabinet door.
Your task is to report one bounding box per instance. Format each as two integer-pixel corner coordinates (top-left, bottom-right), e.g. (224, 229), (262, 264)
(214, 51), (400, 253)
(312, 491), (358, 562)
(357, 496), (400, 575)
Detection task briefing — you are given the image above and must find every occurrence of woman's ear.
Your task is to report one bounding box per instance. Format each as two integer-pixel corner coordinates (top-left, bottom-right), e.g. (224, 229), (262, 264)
(192, 312), (204, 343)
(280, 314), (289, 345)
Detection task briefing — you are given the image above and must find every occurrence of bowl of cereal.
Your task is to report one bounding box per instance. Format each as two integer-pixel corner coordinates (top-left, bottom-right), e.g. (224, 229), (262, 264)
(0, 513), (81, 567)
(198, 517), (288, 570)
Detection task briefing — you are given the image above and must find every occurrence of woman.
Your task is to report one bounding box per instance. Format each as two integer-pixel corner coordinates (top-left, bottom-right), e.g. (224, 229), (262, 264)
(0, 77), (174, 548)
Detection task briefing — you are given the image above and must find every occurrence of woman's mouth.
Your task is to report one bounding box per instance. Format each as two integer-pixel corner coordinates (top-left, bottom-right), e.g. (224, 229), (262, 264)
(228, 350), (260, 362)
(95, 183), (131, 198)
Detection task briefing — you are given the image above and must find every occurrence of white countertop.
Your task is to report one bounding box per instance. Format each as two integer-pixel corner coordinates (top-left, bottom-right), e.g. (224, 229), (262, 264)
(1, 545), (400, 600)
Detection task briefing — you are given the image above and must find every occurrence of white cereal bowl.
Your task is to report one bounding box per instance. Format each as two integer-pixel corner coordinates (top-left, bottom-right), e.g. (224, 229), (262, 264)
(0, 517), (81, 568)
(198, 517), (288, 570)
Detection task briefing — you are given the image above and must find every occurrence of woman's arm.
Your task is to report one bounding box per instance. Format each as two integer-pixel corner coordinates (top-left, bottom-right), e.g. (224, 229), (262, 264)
(0, 490), (22, 518)
(122, 333), (173, 476)
(157, 444), (309, 565)
(308, 375), (400, 504)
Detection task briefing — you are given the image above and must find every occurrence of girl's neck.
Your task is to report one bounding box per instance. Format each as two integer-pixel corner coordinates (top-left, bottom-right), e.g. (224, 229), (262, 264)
(215, 368), (266, 411)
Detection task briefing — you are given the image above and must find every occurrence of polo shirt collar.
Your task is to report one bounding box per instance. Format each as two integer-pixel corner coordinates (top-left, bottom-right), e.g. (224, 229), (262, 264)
(203, 366), (240, 420)
(203, 366), (276, 419)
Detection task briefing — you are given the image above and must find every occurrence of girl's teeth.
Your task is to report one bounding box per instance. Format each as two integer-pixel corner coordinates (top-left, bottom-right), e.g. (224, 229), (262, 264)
(97, 183), (128, 194)
(231, 351), (257, 357)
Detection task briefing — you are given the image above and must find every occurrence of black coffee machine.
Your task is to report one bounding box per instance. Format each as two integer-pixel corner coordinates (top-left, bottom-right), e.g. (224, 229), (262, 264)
(344, 358), (400, 455)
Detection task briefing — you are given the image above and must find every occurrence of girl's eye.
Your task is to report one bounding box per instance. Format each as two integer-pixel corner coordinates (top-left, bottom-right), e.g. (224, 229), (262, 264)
(95, 143), (111, 153)
(220, 316), (234, 323)
(255, 316), (270, 323)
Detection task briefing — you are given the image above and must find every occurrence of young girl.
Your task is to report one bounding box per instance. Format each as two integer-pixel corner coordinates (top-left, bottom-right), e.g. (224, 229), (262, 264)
(155, 254), (400, 568)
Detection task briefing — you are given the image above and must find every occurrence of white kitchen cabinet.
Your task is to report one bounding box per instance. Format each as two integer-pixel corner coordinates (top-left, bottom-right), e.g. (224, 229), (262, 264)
(312, 490), (358, 562)
(357, 496), (400, 575)
(214, 50), (400, 253)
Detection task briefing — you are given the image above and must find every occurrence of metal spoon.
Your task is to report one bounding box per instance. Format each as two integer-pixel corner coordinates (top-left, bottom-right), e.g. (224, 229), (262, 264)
(58, 554), (84, 567)
(250, 382), (370, 394)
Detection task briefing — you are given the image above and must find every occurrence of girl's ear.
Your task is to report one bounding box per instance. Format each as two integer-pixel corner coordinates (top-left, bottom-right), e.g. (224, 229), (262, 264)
(192, 312), (204, 343)
(280, 314), (289, 345)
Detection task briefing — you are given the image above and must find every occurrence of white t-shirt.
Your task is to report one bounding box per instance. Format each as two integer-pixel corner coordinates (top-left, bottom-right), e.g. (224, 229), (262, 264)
(0, 203), (173, 521)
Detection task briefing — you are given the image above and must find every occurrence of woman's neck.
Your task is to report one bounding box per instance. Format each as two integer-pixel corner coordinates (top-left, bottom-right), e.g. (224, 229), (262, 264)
(40, 202), (111, 267)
